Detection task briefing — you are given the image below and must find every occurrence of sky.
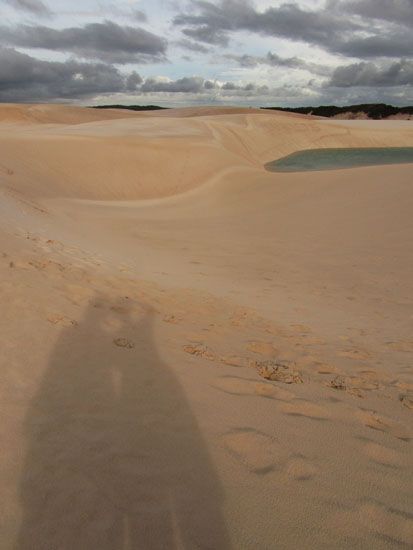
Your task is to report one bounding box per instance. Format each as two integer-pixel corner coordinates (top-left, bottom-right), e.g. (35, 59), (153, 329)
(0, 0), (412, 106)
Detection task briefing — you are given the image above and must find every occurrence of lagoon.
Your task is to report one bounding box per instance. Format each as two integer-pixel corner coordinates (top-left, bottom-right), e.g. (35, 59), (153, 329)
(265, 147), (413, 173)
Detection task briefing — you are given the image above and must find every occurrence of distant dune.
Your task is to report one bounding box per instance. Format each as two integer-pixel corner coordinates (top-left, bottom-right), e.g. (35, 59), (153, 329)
(1, 104), (412, 549)
(0, 103), (142, 124)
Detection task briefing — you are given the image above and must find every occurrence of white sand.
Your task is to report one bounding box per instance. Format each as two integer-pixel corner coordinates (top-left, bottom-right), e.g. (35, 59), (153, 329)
(1, 104), (412, 549)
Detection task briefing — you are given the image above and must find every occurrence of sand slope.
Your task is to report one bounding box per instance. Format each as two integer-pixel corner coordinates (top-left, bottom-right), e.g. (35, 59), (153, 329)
(1, 105), (412, 549)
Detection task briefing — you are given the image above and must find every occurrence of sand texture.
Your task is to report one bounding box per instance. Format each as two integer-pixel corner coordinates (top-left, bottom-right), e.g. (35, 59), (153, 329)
(0, 104), (412, 549)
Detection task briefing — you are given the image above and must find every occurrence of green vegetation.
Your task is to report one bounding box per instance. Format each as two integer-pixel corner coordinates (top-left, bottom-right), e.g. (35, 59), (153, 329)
(91, 105), (168, 111)
(262, 103), (413, 119)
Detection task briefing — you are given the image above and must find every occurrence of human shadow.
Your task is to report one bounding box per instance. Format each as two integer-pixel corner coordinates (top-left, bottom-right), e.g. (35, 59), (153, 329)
(16, 296), (230, 549)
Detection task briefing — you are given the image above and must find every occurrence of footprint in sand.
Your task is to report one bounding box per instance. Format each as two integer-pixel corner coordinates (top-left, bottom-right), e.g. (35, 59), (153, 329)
(327, 375), (380, 397)
(279, 400), (330, 421)
(221, 429), (284, 474)
(358, 502), (413, 546)
(183, 343), (216, 361)
(357, 409), (411, 441)
(113, 337), (135, 349)
(212, 376), (295, 401)
(255, 360), (303, 385)
(47, 314), (77, 328)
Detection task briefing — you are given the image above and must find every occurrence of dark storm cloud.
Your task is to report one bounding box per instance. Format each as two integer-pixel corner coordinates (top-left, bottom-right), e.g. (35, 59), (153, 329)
(174, 0), (413, 59)
(328, 59), (413, 87)
(335, 33), (413, 58)
(0, 46), (269, 102)
(225, 52), (331, 76)
(141, 76), (206, 93)
(330, 0), (413, 27)
(0, 21), (167, 64)
(0, 47), (142, 101)
(5, 0), (51, 16)
(174, 0), (361, 49)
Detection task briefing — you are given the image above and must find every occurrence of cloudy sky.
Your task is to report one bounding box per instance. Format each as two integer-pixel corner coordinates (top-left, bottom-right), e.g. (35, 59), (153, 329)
(0, 0), (412, 106)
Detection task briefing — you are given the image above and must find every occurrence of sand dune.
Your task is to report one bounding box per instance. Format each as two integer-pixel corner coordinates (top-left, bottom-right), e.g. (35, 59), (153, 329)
(0, 103), (143, 124)
(1, 105), (412, 549)
(1, 105), (412, 202)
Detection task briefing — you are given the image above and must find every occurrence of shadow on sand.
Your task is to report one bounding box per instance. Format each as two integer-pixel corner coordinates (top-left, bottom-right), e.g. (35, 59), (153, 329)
(16, 296), (230, 549)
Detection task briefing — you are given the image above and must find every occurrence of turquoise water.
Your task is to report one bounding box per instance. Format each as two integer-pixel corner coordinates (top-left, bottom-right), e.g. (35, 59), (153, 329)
(265, 147), (413, 173)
